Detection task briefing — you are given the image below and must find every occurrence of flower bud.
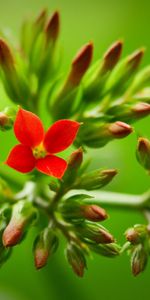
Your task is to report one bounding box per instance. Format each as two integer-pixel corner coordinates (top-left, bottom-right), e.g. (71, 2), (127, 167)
(0, 39), (14, 70)
(125, 65), (150, 98)
(58, 194), (93, 222)
(77, 222), (114, 244)
(63, 148), (83, 186)
(131, 244), (148, 276)
(107, 102), (150, 124)
(0, 40), (30, 103)
(68, 43), (93, 87)
(51, 43), (93, 119)
(89, 242), (120, 257)
(66, 242), (87, 277)
(108, 121), (133, 138)
(103, 40), (123, 72)
(49, 178), (60, 192)
(45, 11), (60, 43)
(2, 200), (38, 247)
(79, 121), (132, 148)
(132, 102), (150, 118)
(0, 107), (16, 131)
(74, 168), (117, 190)
(34, 228), (59, 269)
(81, 205), (108, 222)
(35, 9), (47, 31)
(82, 41), (122, 103)
(104, 48), (144, 96)
(136, 137), (150, 170)
(125, 225), (148, 245)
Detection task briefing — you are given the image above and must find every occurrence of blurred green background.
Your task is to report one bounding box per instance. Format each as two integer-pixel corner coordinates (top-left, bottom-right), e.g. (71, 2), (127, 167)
(0, 0), (150, 299)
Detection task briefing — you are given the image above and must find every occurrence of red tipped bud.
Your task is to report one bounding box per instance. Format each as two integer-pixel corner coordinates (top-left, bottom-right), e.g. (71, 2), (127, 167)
(103, 40), (123, 71)
(45, 11), (60, 42)
(2, 200), (37, 247)
(74, 168), (117, 190)
(127, 48), (144, 71)
(133, 102), (150, 118)
(108, 121), (133, 138)
(77, 222), (115, 244)
(68, 147), (83, 169)
(35, 9), (47, 28)
(34, 228), (59, 270)
(68, 43), (93, 86)
(136, 137), (150, 170)
(131, 244), (148, 276)
(0, 39), (14, 69)
(126, 228), (140, 244)
(81, 205), (108, 222)
(66, 242), (87, 277)
(2, 222), (23, 247)
(63, 148), (83, 186)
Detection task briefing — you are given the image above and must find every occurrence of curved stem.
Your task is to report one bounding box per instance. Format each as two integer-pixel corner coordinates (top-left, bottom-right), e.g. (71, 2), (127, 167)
(66, 189), (150, 210)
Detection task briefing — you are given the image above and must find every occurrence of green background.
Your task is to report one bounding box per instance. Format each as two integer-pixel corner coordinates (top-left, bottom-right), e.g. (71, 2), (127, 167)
(0, 0), (150, 299)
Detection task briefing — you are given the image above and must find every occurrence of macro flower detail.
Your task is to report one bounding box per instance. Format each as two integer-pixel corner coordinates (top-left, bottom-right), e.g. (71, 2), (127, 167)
(5, 108), (80, 178)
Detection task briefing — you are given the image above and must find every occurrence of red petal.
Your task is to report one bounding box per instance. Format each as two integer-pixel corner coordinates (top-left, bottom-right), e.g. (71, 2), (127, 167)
(14, 108), (44, 148)
(44, 120), (80, 153)
(36, 155), (67, 178)
(5, 144), (36, 173)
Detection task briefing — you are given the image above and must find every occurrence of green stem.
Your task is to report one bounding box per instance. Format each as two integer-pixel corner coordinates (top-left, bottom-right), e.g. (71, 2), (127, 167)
(66, 189), (150, 210)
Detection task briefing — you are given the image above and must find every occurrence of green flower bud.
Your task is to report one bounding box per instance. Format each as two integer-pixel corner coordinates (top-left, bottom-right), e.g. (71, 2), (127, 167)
(82, 40), (123, 103)
(107, 102), (150, 124)
(131, 244), (148, 276)
(0, 39), (30, 103)
(51, 43), (93, 118)
(74, 168), (117, 190)
(104, 48), (144, 96)
(125, 224), (149, 245)
(79, 121), (132, 148)
(63, 148), (83, 187)
(66, 242), (87, 277)
(136, 137), (150, 170)
(125, 66), (150, 99)
(2, 200), (38, 247)
(0, 107), (16, 131)
(58, 194), (93, 223)
(76, 221), (114, 244)
(33, 227), (59, 270)
(89, 242), (120, 257)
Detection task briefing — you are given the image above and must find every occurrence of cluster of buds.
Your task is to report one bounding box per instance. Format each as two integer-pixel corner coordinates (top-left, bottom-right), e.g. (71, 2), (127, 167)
(0, 9), (150, 149)
(124, 225), (150, 276)
(0, 8), (150, 278)
(0, 143), (120, 276)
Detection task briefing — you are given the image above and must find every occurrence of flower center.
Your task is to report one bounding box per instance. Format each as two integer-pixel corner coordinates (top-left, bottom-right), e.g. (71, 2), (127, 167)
(33, 144), (47, 159)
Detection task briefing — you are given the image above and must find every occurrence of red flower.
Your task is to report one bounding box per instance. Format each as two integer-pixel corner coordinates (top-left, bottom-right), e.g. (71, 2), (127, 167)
(5, 108), (80, 179)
